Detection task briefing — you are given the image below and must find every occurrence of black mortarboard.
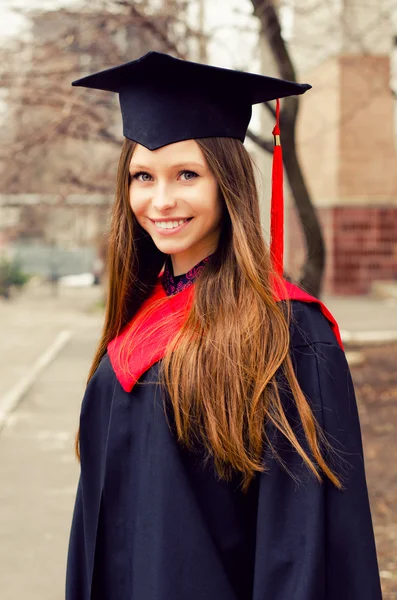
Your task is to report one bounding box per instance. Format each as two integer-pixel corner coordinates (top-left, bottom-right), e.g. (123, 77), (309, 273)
(72, 51), (310, 151)
(72, 51), (312, 276)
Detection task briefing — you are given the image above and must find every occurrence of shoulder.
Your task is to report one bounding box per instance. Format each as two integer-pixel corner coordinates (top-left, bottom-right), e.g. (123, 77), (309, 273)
(80, 352), (117, 419)
(274, 279), (343, 350)
(88, 352), (116, 390)
(288, 299), (341, 349)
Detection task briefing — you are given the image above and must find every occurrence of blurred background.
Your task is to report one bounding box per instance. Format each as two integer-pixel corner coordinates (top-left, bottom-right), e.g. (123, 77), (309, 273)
(0, 0), (396, 598)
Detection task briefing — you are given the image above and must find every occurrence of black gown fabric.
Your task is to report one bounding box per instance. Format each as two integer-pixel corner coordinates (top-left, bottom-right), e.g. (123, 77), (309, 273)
(66, 295), (382, 599)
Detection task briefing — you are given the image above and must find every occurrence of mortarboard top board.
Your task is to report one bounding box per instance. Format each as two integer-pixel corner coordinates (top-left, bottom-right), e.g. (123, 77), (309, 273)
(71, 51), (311, 151)
(72, 51), (312, 278)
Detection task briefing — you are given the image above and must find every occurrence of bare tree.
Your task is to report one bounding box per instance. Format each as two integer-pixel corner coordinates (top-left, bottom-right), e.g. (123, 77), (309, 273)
(248, 0), (325, 296)
(0, 0), (193, 197)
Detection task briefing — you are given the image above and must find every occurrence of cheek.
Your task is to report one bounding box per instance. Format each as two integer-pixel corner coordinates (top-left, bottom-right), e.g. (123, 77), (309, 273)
(129, 187), (148, 215)
(191, 178), (220, 210)
(129, 189), (149, 232)
(203, 180), (223, 222)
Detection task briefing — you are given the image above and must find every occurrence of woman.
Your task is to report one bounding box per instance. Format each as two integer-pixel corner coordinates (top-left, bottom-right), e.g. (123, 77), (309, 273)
(66, 52), (382, 600)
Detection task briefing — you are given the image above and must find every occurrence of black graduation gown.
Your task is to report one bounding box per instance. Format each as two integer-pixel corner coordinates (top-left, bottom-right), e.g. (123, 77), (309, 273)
(66, 300), (382, 600)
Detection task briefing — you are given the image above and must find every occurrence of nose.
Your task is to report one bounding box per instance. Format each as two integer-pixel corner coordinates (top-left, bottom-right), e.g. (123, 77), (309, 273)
(152, 182), (177, 212)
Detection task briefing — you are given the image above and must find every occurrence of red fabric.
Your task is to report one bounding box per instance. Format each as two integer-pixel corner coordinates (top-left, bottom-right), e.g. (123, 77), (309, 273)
(107, 282), (194, 392)
(270, 98), (284, 276)
(108, 278), (343, 392)
(272, 277), (344, 350)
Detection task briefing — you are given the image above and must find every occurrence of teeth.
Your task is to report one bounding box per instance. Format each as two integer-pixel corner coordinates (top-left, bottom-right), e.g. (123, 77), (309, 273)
(154, 219), (188, 230)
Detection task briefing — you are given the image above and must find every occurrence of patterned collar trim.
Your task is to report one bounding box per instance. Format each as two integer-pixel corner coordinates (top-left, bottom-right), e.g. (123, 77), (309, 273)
(161, 254), (213, 296)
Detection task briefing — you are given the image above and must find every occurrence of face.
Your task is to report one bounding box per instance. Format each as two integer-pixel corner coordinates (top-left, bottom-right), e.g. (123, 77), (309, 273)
(129, 139), (223, 276)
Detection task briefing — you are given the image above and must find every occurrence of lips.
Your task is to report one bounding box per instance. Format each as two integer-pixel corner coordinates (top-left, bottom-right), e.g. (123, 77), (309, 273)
(150, 218), (193, 223)
(151, 217), (193, 230)
(151, 217), (193, 235)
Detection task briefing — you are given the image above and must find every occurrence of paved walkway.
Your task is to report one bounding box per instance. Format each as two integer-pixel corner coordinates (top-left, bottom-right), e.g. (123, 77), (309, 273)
(0, 284), (102, 599)
(323, 294), (397, 337)
(0, 283), (103, 402)
(0, 328), (99, 600)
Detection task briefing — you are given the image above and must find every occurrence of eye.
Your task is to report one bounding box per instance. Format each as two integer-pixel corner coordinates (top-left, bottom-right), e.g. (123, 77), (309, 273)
(180, 170), (198, 181)
(131, 171), (153, 182)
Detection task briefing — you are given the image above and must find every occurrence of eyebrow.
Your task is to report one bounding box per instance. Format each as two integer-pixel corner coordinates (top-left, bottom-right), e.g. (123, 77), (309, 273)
(129, 161), (205, 172)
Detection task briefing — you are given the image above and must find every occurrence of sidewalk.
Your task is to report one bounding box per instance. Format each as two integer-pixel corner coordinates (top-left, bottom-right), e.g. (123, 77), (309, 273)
(0, 283), (104, 599)
(0, 283), (103, 407)
(0, 326), (99, 600)
(323, 294), (397, 344)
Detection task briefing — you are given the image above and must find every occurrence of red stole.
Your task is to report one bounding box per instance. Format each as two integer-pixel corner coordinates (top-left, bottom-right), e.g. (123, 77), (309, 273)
(108, 277), (343, 392)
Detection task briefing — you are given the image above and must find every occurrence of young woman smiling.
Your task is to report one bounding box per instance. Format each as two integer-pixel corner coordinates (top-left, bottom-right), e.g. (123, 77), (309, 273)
(128, 139), (222, 276)
(66, 52), (382, 600)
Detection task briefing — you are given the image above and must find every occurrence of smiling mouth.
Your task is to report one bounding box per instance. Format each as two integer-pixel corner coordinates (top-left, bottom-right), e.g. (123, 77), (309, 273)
(152, 217), (193, 230)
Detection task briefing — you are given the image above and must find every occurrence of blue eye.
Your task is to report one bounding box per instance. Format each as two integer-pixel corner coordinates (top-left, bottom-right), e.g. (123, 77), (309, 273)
(130, 170), (198, 182)
(180, 170), (198, 181)
(132, 172), (152, 182)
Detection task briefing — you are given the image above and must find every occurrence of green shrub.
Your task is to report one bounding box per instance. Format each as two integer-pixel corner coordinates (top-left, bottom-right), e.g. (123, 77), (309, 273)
(0, 256), (30, 297)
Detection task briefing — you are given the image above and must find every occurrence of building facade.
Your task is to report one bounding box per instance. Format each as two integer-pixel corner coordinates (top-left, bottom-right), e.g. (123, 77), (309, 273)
(287, 0), (397, 294)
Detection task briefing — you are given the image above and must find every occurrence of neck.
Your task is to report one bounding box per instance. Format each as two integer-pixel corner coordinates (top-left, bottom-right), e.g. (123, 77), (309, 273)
(170, 247), (215, 276)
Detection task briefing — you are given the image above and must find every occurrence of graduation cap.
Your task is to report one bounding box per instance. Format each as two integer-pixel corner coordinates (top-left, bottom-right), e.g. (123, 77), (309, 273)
(72, 51), (312, 276)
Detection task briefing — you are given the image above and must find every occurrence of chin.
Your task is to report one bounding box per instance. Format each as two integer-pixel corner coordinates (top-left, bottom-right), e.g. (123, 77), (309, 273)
(153, 240), (192, 255)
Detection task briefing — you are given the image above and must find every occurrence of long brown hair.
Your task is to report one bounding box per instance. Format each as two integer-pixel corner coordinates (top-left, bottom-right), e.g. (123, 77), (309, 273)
(77, 137), (342, 493)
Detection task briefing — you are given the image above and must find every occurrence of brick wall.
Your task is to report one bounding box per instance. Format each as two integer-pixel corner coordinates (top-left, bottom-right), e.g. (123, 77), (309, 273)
(287, 204), (397, 295)
(332, 206), (397, 294)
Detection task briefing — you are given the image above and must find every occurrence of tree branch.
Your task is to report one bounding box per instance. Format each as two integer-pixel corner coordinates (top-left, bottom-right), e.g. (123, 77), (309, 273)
(263, 101), (276, 119)
(250, 0), (325, 295)
(246, 129), (273, 154)
(251, 0), (297, 82)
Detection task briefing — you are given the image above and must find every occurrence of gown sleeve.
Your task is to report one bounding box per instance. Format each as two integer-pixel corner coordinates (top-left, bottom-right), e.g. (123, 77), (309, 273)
(65, 353), (115, 600)
(252, 334), (382, 599)
(65, 477), (89, 599)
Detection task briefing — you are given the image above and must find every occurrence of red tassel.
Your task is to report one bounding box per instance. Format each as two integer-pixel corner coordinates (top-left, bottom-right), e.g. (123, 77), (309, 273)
(270, 98), (284, 277)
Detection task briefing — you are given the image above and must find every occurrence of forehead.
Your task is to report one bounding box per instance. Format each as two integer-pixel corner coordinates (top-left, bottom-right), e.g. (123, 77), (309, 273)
(130, 139), (206, 167)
